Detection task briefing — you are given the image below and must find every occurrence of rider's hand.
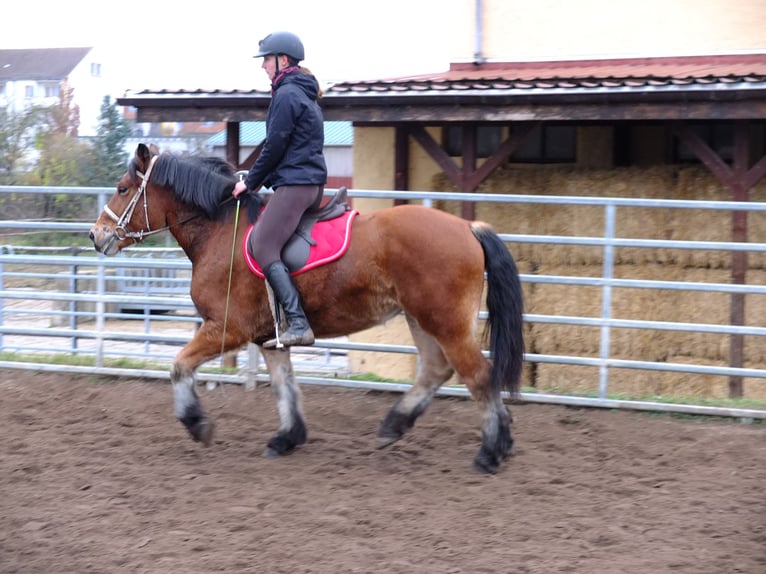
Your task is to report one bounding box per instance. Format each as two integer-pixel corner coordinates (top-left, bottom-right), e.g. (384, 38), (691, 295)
(233, 181), (248, 198)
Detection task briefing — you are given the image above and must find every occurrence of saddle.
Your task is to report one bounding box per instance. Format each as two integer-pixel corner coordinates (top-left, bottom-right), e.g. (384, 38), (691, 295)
(244, 187), (357, 277)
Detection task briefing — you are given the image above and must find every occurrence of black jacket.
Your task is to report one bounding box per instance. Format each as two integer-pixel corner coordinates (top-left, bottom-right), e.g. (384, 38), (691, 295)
(245, 70), (328, 191)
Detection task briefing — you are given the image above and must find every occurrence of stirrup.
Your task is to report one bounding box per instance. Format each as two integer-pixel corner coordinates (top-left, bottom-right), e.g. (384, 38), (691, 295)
(263, 327), (315, 349)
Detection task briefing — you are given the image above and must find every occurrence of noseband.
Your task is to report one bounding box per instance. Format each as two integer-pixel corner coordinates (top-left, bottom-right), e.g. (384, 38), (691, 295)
(101, 155), (168, 243)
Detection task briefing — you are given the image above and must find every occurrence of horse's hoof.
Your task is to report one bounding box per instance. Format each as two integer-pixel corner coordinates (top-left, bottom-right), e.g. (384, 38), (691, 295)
(376, 434), (400, 449)
(264, 427), (305, 456)
(473, 448), (503, 474)
(263, 447), (282, 457)
(187, 417), (215, 446)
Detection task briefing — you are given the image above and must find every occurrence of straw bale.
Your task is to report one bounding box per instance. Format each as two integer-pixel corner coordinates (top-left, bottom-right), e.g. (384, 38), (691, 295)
(526, 263), (684, 360)
(642, 266), (766, 365)
(743, 365), (766, 401)
(524, 264), (602, 356)
(347, 315), (417, 381)
(525, 263), (765, 364)
(558, 166), (680, 266)
(535, 360), (766, 401)
(750, 180), (766, 270)
(612, 265), (730, 362)
(534, 363), (599, 395)
(607, 359), (730, 399)
(745, 270), (766, 364)
(431, 165), (766, 270)
(625, 357), (766, 401)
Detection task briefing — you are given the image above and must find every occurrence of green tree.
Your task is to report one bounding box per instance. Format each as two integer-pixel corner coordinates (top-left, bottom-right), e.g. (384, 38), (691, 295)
(0, 105), (47, 184)
(35, 85), (97, 221)
(46, 80), (80, 138)
(91, 95), (132, 186)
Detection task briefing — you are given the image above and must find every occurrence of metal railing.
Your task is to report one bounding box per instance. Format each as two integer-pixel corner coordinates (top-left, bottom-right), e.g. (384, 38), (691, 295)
(0, 185), (764, 420)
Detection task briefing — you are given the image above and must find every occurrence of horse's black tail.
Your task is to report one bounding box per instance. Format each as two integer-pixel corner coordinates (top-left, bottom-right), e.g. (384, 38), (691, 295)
(471, 222), (525, 398)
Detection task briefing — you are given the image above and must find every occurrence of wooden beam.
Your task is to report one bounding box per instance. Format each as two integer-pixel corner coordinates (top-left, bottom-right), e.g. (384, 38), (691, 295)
(671, 120), (766, 398)
(321, 100), (766, 123)
(461, 126), (477, 220)
(394, 126), (409, 205)
(727, 123), (750, 398)
(225, 122), (240, 168)
(465, 123), (540, 189)
(409, 123), (541, 219)
(670, 122), (734, 186)
(408, 125), (462, 186)
(743, 153), (766, 190)
(239, 140), (265, 171)
(130, 99), (766, 124)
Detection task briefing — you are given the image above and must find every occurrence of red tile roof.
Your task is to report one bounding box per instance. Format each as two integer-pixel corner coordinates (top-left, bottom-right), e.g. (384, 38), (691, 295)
(327, 54), (766, 94)
(116, 53), (766, 124)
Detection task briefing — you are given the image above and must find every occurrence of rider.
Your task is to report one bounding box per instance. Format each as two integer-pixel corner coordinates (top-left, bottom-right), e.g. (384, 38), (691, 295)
(233, 31), (327, 348)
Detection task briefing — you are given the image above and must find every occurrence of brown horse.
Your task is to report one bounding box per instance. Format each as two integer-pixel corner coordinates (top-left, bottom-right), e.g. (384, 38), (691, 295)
(89, 143), (524, 473)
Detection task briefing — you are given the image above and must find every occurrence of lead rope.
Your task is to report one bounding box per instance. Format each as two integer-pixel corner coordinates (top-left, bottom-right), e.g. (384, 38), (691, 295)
(209, 194), (242, 395)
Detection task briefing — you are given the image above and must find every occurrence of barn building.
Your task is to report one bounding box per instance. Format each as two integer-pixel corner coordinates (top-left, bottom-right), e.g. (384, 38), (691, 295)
(117, 1), (766, 399)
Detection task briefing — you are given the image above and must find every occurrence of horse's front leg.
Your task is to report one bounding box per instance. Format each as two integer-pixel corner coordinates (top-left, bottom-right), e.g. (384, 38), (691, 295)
(259, 346), (307, 456)
(172, 321), (242, 445)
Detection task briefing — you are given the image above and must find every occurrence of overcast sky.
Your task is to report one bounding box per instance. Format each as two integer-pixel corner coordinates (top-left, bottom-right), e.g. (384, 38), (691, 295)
(2, 0), (459, 97)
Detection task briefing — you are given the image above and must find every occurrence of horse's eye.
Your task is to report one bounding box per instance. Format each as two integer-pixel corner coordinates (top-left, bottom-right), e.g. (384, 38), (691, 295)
(118, 186), (128, 195)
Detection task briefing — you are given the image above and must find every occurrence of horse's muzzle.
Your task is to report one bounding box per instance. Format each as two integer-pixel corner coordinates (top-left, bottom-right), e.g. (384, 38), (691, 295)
(89, 227), (121, 256)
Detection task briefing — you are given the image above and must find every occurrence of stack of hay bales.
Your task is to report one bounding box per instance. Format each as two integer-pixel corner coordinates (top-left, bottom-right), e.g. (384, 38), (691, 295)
(433, 165), (766, 400)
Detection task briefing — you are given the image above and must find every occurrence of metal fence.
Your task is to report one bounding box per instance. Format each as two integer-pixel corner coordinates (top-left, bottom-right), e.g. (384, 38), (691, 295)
(0, 185), (764, 421)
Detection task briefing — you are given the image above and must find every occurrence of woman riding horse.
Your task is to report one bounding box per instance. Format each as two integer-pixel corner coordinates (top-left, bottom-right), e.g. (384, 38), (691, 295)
(233, 31), (326, 349)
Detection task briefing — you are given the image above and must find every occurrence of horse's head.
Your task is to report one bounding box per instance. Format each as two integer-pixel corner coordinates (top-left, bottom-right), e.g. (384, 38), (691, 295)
(89, 143), (166, 256)
(91, 143), (240, 255)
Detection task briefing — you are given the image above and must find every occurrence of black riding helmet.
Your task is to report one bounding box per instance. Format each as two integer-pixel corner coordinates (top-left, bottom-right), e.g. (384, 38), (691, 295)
(255, 31), (305, 62)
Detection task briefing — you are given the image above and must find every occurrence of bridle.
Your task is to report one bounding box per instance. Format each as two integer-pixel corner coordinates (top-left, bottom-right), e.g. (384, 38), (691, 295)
(100, 154), (240, 248)
(101, 154), (166, 243)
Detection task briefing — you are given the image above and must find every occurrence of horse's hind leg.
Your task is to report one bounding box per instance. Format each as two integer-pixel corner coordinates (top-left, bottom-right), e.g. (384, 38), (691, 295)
(473, 383), (513, 474)
(259, 346), (307, 456)
(441, 341), (512, 474)
(377, 315), (454, 447)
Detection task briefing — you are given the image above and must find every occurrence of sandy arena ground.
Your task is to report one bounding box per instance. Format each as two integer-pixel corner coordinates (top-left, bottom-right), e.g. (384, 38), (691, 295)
(1, 371), (765, 574)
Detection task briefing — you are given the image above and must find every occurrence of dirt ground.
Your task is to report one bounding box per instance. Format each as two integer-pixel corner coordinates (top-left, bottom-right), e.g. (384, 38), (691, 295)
(1, 371), (764, 574)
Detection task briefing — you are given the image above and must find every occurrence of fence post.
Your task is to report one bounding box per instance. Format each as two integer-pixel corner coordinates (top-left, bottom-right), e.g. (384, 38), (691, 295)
(598, 203), (616, 399)
(95, 256), (106, 368)
(68, 245), (79, 352)
(0, 245), (6, 351)
(245, 343), (261, 390)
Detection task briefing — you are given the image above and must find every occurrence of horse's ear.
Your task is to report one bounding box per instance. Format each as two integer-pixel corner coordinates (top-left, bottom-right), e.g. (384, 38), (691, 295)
(136, 143), (152, 167)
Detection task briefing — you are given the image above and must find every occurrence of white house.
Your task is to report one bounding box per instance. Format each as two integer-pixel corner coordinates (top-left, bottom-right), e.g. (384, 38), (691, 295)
(0, 47), (110, 137)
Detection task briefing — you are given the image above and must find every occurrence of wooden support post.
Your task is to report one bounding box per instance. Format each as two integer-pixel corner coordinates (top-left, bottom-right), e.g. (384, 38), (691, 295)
(225, 122), (240, 168)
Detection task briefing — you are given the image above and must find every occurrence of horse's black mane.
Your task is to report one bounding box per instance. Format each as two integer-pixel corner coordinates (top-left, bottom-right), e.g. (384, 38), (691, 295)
(130, 152), (238, 219)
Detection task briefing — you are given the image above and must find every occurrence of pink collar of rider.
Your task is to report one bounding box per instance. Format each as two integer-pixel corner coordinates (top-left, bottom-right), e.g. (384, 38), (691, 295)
(271, 66), (301, 92)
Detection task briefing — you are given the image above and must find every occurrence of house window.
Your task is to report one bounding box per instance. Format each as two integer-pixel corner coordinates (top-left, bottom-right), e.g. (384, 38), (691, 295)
(443, 126), (503, 158)
(44, 84), (60, 98)
(25, 85), (34, 98)
(91, 63), (101, 77)
(512, 125), (576, 163)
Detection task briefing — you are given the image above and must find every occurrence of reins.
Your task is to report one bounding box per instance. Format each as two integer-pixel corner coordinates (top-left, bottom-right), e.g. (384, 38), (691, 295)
(102, 160), (244, 395)
(101, 158), (238, 245)
(211, 195), (242, 395)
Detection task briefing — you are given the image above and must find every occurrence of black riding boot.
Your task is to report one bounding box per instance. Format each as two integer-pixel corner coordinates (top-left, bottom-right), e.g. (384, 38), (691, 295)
(264, 261), (315, 348)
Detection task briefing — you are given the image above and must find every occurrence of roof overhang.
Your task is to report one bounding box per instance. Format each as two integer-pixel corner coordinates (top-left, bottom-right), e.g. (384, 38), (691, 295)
(116, 54), (766, 124)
